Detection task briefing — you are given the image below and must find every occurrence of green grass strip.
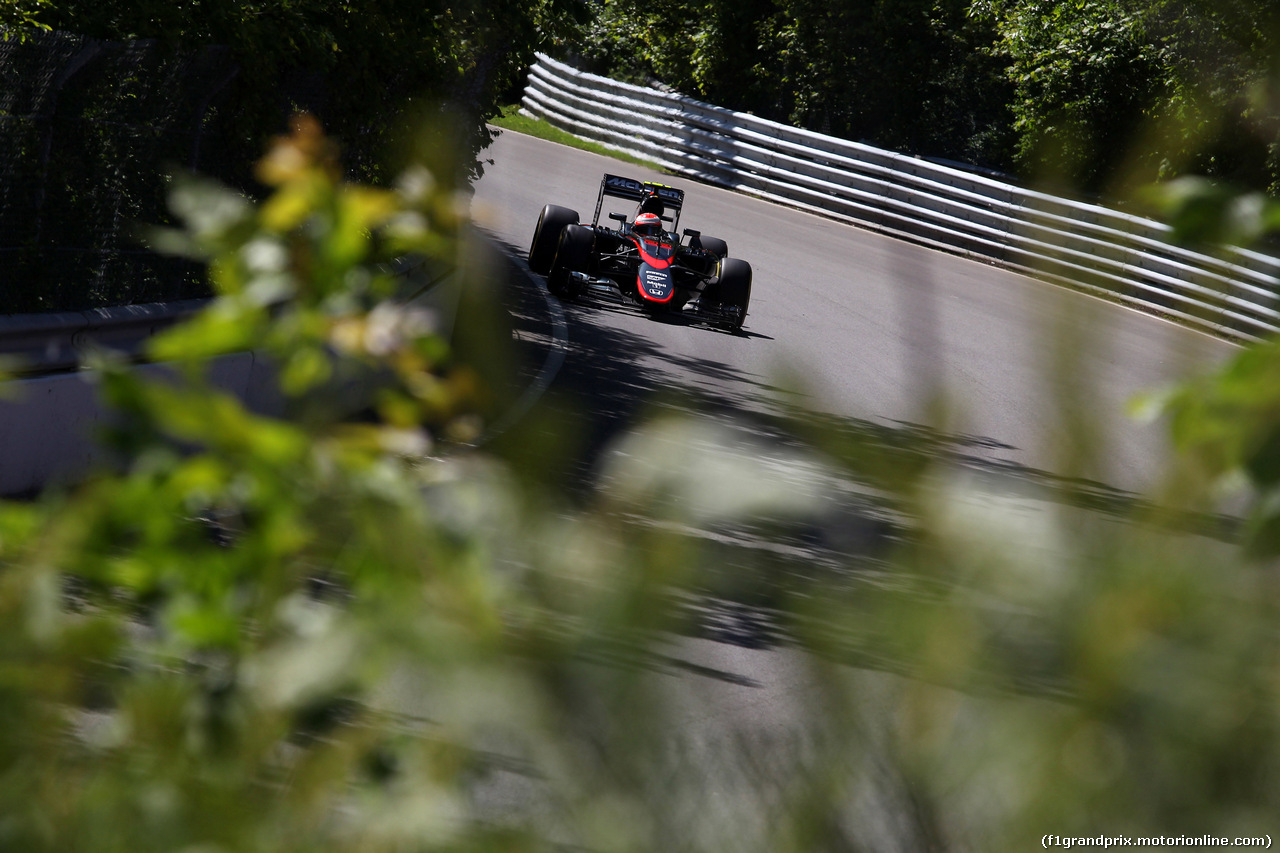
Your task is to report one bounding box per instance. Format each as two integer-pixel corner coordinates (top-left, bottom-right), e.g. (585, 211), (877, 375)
(489, 105), (667, 173)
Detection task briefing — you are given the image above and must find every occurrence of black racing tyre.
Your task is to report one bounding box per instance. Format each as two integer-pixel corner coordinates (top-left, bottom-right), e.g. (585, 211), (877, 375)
(528, 204), (579, 275)
(699, 235), (728, 260)
(704, 257), (752, 331)
(548, 223), (592, 299)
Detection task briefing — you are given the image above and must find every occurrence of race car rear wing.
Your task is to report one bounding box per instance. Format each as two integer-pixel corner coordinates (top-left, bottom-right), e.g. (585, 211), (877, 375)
(593, 173), (685, 232)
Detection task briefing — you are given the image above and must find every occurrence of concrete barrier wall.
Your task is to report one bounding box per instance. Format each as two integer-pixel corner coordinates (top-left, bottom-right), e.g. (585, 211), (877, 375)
(0, 352), (275, 495)
(0, 252), (464, 496)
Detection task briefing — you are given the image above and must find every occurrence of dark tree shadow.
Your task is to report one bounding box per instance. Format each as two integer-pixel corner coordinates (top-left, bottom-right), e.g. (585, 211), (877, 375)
(483, 233), (1239, 692)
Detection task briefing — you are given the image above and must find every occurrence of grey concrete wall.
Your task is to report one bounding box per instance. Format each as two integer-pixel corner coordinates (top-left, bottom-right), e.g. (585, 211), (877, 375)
(0, 352), (279, 495)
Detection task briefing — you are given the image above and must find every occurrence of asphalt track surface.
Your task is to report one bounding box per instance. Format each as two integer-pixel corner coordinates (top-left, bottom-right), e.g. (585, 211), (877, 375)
(462, 130), (1244, 842)
(472, 128), (1236, 493)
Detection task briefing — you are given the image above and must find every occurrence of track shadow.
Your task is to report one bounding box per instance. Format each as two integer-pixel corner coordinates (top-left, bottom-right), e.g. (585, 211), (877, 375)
(483, 235), (1239, 689)
(487, 229), (1238, 529)
(617, 302), (776, 339)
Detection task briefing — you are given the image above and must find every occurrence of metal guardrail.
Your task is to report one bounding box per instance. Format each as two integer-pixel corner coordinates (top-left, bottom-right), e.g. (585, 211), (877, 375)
(0, 300), (208, 376)
(0, 256), (452, 378)
(522, 54), (1280, 343)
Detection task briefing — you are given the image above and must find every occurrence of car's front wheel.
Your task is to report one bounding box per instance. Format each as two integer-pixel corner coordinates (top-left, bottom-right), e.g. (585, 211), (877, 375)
(528, 204), (579, 275)
(701, 257), (752, 332)
(548, 224), (592, 299)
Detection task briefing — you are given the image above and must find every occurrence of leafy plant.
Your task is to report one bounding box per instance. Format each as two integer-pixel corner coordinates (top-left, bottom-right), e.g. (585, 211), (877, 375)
(4, 109), (1280, 853)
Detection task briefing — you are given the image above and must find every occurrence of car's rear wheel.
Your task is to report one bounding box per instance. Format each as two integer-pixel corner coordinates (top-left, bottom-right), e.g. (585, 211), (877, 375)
(548, 224), (592, 299)
(528, 204), (579, 274)
(699, 235), (728, 260)
(702, 257), (751, 332)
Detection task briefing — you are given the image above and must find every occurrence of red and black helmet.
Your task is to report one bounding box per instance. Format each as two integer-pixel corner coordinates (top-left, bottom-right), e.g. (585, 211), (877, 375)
(633, 212), (662, 238)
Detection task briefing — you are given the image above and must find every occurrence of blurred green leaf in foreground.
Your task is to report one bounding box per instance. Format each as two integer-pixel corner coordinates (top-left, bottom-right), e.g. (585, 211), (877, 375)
(2, 115), (1280, 853)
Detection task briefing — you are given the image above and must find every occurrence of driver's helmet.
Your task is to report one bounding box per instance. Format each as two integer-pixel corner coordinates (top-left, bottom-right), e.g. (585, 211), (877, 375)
(633, 212), (662, 238)
(637, 195), (664, 217)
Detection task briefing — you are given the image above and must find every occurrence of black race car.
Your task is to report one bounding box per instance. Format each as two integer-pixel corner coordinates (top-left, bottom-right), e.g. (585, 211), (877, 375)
(527, 174), (752, 332)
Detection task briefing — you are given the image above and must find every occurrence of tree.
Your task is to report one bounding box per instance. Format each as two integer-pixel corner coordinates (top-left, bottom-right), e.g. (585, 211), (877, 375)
(0, 0), (50, 31)
(1, 0), (585, 312)
(577, 0), (1013, 169)
(969, 0), (1168, 192)
(972, 0), (1280, 195)
(19, 0), (586, 185)
(1147, 0), (1280, 193)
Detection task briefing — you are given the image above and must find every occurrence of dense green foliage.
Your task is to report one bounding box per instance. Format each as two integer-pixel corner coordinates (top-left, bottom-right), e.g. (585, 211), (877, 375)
(3, 117), (1280, 850)
(0, 0), (49, 31)
(20, 0), (584, 184)
(0, 32), (226, 312)
(973, 0), (1280, 193)
(971, 0), (1166, 190)
(0, 0), (585, 313)
(11, 0), (1280, 313)
(14, 0), (1280, 197)
(578, 0), (1015, 170)
(575, 0), (1280, 195)
(0, 3), (1274, 846)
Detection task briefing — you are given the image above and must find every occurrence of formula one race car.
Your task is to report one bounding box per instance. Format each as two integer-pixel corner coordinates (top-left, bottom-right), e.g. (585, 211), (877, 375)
(527, 173), (752, 332)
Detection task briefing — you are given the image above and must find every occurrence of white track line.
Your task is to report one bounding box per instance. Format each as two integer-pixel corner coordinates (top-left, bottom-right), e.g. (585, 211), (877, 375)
(475, 256), (569, 445)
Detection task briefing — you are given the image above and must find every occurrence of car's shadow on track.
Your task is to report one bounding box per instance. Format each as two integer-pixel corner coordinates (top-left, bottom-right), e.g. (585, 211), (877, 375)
(637, 306), (776, 340)
(483, 234), (1239, 690)
(559, 291), (776, 340)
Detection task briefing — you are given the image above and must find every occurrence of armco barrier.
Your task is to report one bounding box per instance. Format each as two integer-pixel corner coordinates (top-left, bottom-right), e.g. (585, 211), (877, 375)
(0, 300), (207, 376)
(522, 54), (1280, 343)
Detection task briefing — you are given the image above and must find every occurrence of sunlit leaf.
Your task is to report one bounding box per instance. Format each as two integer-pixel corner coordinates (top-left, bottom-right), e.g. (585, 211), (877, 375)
(147, 301), (265, 363)
(280, 346), (333, 397)
(261, 177), (326, 233)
